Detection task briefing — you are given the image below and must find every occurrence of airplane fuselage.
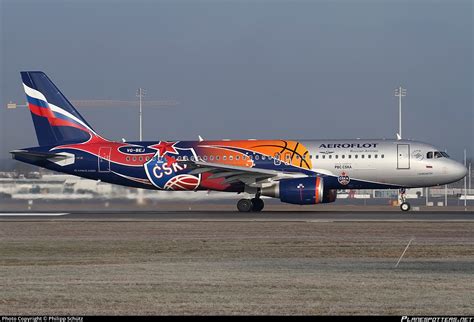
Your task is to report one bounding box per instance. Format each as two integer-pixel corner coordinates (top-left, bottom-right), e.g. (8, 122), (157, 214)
(14, 138), (467, 193)
(13, 71), (468, 211)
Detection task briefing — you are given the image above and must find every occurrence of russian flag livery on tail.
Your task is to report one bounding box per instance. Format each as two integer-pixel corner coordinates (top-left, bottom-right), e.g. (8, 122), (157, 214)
(11, 72), (467, 212)
(21, 72), (98, 146)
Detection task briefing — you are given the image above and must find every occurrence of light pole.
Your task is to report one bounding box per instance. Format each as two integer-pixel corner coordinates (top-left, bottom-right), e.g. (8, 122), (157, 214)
(136, 88), (146, 141)
(469, 162), (472, 192)
(136, 88), (146, 206)
(394, 86), (407, 139)
(464, 149), (467, 209)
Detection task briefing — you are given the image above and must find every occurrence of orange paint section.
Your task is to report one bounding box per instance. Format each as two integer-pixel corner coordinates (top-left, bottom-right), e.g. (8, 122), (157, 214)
(197, 140), (312, 170)
(315, 177), (320, 204)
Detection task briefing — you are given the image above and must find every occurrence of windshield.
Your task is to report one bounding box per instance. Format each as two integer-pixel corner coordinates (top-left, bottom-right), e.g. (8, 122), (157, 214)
(427, 151), (449, 159)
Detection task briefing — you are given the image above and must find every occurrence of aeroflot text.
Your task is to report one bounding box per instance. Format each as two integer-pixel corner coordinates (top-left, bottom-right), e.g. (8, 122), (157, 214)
(319, 143), (378, 149)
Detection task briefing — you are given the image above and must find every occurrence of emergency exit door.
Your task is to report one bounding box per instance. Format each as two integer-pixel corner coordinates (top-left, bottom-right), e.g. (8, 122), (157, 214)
(397, 144), (410, 169)
(98, 147), (112, 172)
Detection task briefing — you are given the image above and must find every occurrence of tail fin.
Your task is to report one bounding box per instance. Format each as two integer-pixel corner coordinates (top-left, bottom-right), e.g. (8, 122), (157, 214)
(21, 71), (98, 146)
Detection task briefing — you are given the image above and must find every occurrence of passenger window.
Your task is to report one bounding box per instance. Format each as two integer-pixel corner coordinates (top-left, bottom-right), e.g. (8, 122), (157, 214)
(322, 155), (325, 159)
(329, 155), (332, 159)
(315, 155), (319, 159)
(341, 155), (345, 159)
(374, 155), (378, 159)
(381, 154), (384, 158)
(335, 155), (338, 159)
(368, 155), (371, 159)
(355, 155), (358, 159)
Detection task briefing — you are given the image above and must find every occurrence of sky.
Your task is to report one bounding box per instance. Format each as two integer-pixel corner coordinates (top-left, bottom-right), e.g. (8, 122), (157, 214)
(0, 0), (472, 164)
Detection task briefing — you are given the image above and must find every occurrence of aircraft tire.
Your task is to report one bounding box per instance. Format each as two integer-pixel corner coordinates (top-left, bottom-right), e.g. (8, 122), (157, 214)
(237, 199), (253, 212)
(251, 198), (264, 212)
(400, 202), (411, 212)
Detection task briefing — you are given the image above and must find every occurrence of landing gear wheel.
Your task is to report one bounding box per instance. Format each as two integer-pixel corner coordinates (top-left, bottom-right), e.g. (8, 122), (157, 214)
(400, 202), (411, 212)
(237, 199), (253, 212)
(251, 198), (264, 212)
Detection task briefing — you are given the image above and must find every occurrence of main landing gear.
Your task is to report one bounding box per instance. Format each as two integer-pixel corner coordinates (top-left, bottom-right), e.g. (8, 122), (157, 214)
(399, 188), (411, 212)
(237, 191), (265, 212)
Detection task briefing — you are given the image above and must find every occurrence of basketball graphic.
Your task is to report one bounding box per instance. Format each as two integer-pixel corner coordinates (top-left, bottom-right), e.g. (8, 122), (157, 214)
(164, 174), (200, 190)
(144, 144), (202, 190)
(251, 140), (311, 169)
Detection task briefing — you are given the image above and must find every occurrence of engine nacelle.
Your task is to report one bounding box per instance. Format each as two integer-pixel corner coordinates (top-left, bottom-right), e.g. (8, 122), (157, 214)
(322, 188), (337, 203)
(262, 177), (328, 205)
(261, 177), (338, 205)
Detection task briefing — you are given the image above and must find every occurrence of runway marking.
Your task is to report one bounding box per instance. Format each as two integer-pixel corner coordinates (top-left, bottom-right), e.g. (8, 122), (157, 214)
(395, 238), (414, 268)
(0, 213), (69, 216)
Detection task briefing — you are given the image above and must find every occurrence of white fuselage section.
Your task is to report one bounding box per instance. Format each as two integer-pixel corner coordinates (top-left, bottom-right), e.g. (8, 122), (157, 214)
(302, 139), (466, 188)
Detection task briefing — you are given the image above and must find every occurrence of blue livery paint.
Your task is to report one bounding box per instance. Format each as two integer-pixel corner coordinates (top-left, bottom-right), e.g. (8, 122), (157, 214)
(279, 177), (320, 205)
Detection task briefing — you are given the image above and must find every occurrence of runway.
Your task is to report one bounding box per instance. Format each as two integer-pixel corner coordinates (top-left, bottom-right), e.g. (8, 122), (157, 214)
(1, 209), (473, 315)
(0, 210), (473, 221)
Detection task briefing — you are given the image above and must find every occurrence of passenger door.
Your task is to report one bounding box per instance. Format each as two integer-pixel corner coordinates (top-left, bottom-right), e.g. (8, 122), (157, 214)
(397, 144), (410, 169)
(98, 147), (112, 172)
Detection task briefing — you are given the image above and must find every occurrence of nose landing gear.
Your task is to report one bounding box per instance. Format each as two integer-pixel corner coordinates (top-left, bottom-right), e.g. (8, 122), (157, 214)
(399, 188), (411, 212)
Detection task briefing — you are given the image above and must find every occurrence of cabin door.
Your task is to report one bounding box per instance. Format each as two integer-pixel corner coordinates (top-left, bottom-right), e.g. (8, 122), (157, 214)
(397, 144), (410, 169)
(98, 147), (112, 172)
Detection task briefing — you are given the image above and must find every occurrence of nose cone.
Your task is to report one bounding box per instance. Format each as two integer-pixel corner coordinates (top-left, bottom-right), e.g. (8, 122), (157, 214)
(452, 162), (468, 181)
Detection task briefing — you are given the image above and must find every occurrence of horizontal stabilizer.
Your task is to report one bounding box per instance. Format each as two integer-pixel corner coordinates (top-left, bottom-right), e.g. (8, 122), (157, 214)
(10, 150), (69, 161)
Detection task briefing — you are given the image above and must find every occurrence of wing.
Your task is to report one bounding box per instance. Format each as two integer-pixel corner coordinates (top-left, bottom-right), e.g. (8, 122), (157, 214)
(182, 160), (308, 187)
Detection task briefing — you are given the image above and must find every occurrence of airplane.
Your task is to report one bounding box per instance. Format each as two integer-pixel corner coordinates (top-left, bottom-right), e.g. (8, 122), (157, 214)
(11, 71), (468, 212)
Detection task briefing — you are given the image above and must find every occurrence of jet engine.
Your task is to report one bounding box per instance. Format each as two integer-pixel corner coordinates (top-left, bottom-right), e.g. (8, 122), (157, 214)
(261, 177), (337, 205)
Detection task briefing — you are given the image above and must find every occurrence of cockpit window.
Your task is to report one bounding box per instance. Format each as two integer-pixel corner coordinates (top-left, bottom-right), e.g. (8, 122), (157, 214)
(427, 151), (449, 159)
